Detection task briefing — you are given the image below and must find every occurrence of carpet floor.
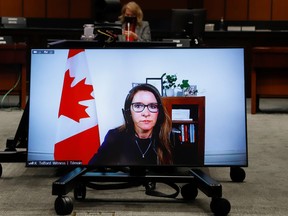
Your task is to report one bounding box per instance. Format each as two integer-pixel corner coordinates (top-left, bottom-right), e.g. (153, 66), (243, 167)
(0, 98), (288, 215)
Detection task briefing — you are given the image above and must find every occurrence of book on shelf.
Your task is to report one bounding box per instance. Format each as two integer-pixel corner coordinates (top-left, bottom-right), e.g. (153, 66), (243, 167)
(189, 124), (195, 143)
(174, 124), (195, 144)
(172, 109), (192, 121)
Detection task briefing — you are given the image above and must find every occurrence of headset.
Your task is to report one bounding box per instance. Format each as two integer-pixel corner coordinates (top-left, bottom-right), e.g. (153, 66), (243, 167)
(122, 83), (165, 131)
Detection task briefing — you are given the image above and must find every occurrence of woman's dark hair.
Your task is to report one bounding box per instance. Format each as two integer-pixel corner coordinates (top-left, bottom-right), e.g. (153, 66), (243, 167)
(122, 83), (173, 165)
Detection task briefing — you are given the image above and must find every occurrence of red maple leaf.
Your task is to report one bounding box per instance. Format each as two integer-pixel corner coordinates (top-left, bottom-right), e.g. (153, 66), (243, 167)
(58, 70), (94, 122)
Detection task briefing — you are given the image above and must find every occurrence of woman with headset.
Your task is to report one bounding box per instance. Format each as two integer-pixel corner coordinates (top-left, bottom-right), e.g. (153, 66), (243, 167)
(89, 84), (173, 166)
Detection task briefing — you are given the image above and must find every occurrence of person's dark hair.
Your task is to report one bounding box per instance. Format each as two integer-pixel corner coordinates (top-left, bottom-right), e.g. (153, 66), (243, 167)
(122, 83), (173, 165)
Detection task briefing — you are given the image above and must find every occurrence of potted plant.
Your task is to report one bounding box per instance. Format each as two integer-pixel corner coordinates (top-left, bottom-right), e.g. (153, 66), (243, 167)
(178, 79), (198, 96)
(178, 79), (190, 96)
(162, 73), (177, 96)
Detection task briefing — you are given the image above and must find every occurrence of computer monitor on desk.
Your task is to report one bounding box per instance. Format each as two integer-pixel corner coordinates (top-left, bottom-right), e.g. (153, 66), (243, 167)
(170, 9), (207, 46)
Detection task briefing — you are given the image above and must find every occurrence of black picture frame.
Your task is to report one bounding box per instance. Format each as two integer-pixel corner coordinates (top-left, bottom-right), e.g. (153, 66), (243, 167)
(146, 78), (163, 96)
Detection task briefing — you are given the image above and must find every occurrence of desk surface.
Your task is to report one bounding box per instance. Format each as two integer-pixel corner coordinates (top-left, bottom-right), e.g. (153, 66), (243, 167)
(2, 28), (288, 100)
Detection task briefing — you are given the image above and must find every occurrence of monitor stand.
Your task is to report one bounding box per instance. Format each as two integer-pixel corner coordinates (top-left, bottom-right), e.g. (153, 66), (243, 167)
(0, 100), (245, 215)
(52, 167), (232, 215)
(0, 99), (246, 215)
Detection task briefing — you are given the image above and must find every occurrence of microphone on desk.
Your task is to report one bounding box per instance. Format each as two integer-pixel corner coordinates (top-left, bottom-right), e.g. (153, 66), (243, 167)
(127, 22), (130, 41)
(124, 16), (136, 42)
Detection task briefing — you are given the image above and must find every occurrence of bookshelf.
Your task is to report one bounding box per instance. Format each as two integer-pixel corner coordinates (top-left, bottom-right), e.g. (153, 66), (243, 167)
(162, 96), (205, 166)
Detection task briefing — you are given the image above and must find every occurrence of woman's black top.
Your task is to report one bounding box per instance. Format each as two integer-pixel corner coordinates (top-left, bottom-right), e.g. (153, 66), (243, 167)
(88, 128), (158, 166)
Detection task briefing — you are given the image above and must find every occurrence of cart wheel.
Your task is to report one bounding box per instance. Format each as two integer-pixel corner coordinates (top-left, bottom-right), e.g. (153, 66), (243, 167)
(74, 182), (87, 200)
(0, 164), (2, 178)
(180, 183), (198, 200)
(230, 167), (246, 182)
(54, 195), (73, 215)
(210, 197), (231, 216)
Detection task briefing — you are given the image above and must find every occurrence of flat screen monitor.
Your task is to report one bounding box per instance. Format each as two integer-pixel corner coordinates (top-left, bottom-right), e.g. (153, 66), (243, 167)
(171, 9), (207, 41)
(27, 47), (247, 168)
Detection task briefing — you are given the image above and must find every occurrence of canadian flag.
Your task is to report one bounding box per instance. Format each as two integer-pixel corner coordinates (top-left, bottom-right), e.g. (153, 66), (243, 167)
(54, 49), (100, 165)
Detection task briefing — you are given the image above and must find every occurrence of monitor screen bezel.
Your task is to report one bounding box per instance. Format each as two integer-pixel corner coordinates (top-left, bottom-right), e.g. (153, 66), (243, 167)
(26, 45), (248, 169)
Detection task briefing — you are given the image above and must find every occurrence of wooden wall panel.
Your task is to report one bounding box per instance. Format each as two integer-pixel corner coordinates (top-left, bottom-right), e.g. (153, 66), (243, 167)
(120, 0), (203, 9)
(249, 0), (271, 20)
(47, 0), (69, 18)
(203, 0), (225, 20)
(70, 0), (92, 18)
(0, 0), (22, 17)
(272, 0), (288, 20)
(120, 0), (188, 10)
(0, 0), (287, 21)
(23, 0), (46, 18)
(225, 0), (248, 20)
(187, 0), (204, 9)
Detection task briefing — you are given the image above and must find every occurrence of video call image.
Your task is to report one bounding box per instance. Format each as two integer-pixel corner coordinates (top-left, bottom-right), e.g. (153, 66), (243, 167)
(27, 48), (247, 167)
